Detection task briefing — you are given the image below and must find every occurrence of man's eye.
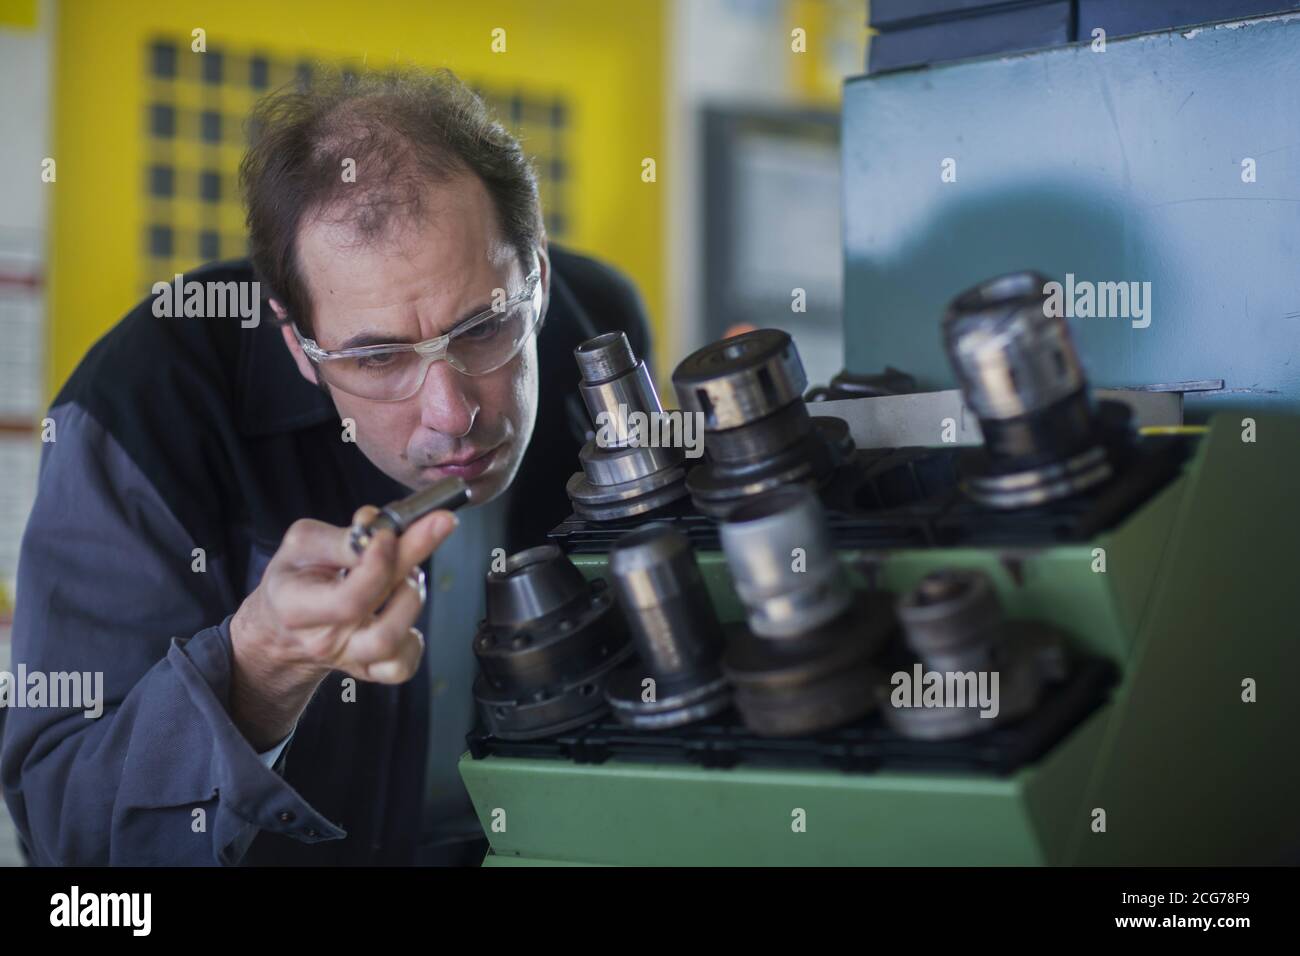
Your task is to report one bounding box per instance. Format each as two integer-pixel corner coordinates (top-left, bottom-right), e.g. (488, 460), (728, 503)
(355, 353), (399, 372)
(459, 314), (506, 342)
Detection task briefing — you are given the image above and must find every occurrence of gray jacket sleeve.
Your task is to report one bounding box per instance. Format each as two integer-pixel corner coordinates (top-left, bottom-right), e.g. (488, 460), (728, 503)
(0, 402), (344, 865)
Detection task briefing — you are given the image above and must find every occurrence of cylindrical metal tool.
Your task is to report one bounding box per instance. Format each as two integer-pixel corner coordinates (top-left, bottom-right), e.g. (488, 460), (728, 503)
(348, 476), (470, 554)
(672, 329), (853, 517)
(879, 568), (1067, 741)
(567, 332), (690, 521)
(472, 544), (633, 739)
(603, 524), (730, 728)
(719, 486), (851, 639)
(943, 272), (1129, 509)
(946, 273), (1089, 434)
(674, 330), (809, 431)
(575, 333), (664, 443)
(895, 568), (1001, 672)
(718, 485), (891, 737)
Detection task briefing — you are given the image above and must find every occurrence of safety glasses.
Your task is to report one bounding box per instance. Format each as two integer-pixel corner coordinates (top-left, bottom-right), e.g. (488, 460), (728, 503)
(292, 260), (544, 402)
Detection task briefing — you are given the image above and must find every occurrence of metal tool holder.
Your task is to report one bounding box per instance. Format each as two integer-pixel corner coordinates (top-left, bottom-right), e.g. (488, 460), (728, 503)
(718, 485), (893, 736)
(566, 332), (690, 521)
(942, 272), (1134, 510)
(471, 544), (634, 740)
(672, 329), (855, 517)
(603, 523), (731, 729)
(879, 568), (1068, 741)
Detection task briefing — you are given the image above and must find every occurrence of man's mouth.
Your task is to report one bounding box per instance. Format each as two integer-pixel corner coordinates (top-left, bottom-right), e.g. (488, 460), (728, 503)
(421, 445), (500, 481)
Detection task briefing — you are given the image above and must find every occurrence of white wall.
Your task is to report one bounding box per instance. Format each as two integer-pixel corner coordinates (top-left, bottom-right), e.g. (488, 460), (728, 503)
(0, 0), (54, 869)
(0, 0), (52, 597)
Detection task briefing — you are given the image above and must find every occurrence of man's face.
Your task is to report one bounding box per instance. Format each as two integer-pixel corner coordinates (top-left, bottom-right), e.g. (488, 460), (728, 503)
(278, 173), (545, 503)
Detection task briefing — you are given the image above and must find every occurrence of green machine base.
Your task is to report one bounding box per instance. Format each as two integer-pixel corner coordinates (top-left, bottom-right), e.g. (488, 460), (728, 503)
(459, 415), (1300, 865)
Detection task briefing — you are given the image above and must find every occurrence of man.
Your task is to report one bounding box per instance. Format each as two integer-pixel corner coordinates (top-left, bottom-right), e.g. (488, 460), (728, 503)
(0, 67), (650, 865)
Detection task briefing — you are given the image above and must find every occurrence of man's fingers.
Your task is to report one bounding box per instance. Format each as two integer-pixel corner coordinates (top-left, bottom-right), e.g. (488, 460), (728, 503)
(274, 527), (398, 626)
(354, 623), (425, 684)
(341, 575), (425, 667)
(351, 505), (380, 527)
(395, 509), (459, 573)
(365, 629), (424, 684)
(268, 500), (455, 630)
(277, 517), (363, 571)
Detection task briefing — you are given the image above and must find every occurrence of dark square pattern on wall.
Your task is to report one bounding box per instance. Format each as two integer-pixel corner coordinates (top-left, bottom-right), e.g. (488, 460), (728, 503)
(142, 37), (572, 292)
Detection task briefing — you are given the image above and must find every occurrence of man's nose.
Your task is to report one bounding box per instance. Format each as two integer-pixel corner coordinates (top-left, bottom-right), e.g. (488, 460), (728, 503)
(417, 361), (479, 438)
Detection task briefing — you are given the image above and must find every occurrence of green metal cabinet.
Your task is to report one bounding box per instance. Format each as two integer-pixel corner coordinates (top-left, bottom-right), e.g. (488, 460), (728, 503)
(460, 416), (1300, 865)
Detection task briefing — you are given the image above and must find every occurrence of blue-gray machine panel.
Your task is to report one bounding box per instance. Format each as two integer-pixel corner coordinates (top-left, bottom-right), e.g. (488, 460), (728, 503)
(843, 13), (1300, 416)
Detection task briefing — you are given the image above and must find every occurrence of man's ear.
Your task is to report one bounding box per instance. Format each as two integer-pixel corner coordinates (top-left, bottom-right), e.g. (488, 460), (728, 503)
(537, 240), (552, 321)
(272, 299), (319, 385)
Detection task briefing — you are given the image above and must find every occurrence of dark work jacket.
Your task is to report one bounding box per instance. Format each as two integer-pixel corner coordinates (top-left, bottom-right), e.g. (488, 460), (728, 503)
(0, 246), (650, 865)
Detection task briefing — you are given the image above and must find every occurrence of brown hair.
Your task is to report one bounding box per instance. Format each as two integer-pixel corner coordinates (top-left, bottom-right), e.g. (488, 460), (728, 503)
(239, 65), (544, 337)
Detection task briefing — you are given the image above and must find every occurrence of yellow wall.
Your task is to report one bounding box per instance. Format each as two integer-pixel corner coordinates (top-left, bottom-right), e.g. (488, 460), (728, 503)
(49, 0), (665, 393)
(0, 0), (37, 29)
(789, 0), (870, 105)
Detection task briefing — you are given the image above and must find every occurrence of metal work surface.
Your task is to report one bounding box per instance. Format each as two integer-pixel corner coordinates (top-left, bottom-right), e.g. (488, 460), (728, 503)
(842, 14), (1300, 416)
(812, 387), (1181, 449)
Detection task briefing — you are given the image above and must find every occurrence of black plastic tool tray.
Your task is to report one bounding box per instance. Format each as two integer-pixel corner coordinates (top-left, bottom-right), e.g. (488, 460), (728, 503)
(466, 657), (1115, 777)
(549, 437), (1189, 554)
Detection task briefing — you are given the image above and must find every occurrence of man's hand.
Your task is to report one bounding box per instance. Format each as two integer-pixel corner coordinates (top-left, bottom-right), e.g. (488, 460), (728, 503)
(228, 505), (458, 751)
